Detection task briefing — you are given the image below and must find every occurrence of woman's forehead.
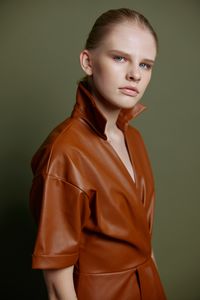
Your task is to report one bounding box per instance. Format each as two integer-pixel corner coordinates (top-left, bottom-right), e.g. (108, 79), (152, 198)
(99, 23), (157, 58)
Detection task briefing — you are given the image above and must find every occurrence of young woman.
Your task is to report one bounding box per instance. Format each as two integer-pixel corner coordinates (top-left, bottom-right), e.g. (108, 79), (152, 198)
(30, 8), (167, 300)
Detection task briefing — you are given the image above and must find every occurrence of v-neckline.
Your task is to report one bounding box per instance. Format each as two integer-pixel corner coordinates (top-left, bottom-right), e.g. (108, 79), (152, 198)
(105, 132), (138, 188)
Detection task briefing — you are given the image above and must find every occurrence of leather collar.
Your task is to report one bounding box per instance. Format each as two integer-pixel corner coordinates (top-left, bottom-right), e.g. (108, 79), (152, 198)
(71, 81), (147, 140)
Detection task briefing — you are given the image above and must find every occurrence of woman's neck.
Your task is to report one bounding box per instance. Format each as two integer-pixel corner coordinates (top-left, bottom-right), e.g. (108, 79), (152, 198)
(92, 94), (122, 140)
(88, 79), (122, 137)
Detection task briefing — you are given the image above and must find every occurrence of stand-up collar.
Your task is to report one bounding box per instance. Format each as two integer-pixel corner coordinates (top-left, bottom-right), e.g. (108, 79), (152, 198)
(71, 81), (147, 140)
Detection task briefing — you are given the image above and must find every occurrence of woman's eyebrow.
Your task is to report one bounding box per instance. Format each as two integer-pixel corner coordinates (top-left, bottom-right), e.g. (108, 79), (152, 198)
(108, 49), (155, 64)
(143, 58), (155, 64)
(108, 49), (131, 57)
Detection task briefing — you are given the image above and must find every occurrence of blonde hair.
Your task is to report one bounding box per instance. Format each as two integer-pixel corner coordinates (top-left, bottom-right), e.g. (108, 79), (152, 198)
(85, 8), (158, 51)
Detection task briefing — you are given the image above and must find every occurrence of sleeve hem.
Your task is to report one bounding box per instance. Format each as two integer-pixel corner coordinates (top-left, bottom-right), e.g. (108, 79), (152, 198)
(32, 252), (79, 269)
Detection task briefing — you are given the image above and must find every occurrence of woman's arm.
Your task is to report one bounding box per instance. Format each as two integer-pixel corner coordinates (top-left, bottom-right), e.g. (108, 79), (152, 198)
(43, 265), (78, 300)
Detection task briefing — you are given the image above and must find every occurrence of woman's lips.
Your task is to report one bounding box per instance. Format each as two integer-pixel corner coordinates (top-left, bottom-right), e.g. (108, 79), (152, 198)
(119, 86), (139, 97)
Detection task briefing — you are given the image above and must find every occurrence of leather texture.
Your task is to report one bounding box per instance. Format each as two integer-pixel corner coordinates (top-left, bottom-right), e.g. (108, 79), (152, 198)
(30, 81), (167, 299)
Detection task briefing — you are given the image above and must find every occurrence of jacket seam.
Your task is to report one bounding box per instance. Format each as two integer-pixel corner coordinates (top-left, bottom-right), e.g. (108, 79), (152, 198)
(32, 253), (78, 257)
(34, 172), (90, 199)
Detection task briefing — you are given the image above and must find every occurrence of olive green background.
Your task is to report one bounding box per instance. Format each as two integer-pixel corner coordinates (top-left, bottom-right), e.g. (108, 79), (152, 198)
(0, 0), (199, 299)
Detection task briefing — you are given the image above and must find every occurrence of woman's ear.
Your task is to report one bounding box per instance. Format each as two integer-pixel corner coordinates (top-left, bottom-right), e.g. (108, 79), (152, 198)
(80, 50), (93, 76)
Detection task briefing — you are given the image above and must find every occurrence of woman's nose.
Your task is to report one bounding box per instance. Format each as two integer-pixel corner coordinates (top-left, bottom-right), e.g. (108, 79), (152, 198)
(126, 66), (141, 82)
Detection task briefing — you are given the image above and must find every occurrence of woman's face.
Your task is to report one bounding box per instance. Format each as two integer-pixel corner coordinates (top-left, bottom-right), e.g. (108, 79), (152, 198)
(81, 22), (157, 110)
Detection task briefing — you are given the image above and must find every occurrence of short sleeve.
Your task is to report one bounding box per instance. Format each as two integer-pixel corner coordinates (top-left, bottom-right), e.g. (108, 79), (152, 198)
(29, 174), (91, 269)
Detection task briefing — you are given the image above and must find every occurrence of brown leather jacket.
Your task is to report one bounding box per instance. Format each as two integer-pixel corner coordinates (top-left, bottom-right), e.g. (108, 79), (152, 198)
(30, 81), (167, 300)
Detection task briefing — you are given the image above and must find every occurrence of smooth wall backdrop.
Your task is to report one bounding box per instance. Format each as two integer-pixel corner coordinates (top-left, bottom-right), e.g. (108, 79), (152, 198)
(0, 0), (199, 299)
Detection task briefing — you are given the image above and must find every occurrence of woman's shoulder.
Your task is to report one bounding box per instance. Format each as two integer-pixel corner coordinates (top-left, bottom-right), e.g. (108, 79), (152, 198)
(127, 125), (151, 159)
(127, 124), (144, 141)
(30, 116), (83, 177)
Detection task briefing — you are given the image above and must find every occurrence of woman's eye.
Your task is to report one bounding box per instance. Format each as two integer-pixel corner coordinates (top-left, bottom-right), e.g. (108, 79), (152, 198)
(113, 56), (126, 62)
(140, 63), (152, 70)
